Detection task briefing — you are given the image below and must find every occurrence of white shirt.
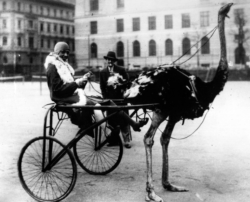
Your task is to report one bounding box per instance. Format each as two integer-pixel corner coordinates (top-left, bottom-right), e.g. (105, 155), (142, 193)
(108, 64), (114, 73)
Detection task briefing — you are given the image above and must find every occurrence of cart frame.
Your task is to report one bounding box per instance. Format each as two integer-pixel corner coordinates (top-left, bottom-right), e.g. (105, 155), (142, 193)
(18, 102), (159, 202)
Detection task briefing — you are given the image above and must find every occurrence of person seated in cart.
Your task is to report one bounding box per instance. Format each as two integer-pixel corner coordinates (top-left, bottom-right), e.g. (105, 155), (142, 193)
(45, 42), (148, 138)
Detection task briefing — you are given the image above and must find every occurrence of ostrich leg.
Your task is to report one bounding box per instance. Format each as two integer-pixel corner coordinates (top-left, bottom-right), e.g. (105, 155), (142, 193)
(161, 120), (188, 191)
(144, 111), (166, 202)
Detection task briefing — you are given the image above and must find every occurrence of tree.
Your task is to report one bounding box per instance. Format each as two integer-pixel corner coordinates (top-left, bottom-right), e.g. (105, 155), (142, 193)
(234, 9), (250, 65)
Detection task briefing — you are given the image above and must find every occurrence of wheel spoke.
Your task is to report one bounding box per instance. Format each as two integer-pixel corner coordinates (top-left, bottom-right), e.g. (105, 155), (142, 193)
(18, 136), (77, 202)
(74, 128), (123, 175)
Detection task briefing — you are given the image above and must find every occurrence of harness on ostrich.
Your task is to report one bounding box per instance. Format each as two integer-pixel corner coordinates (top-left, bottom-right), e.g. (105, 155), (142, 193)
(159, 25), (218, 122)
(85, 25), (218, 135)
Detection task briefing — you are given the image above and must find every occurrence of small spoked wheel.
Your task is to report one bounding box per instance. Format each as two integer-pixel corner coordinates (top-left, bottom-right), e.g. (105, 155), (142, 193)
(73, 126), (123, 175)
(18, 136), (77, 202)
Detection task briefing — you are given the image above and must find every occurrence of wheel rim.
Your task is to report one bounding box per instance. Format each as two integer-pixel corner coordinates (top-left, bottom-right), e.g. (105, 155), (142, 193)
(74, 128), (123, 175)
(18, 137), (77, 202)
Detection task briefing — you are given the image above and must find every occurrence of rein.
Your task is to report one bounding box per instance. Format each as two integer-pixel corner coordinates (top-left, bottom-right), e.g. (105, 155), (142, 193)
(82, 25), (219, 139)
(160, 25), (218, 67)
(144, 106), (211, 140)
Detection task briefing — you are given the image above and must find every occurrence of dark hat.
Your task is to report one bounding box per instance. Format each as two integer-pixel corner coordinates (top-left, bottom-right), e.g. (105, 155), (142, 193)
(54, 42), (69, 54)
(104, 51), (118, 61)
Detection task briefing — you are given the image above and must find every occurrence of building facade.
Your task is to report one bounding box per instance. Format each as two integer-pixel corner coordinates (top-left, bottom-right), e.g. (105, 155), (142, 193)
(0, 0), (75, 77)
(75, 0), (250, 71)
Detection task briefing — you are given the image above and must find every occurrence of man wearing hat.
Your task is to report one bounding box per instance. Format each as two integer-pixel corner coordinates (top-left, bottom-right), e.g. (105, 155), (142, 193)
(100, 51), (132, 148)
(100, 51), (128, 99)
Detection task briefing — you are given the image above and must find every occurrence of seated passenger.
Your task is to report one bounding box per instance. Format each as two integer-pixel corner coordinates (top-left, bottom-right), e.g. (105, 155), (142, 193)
(45, 42), (148, 136)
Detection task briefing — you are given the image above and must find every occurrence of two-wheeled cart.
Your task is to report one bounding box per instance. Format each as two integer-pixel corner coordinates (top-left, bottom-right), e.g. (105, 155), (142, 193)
(17, 102), (158, 202)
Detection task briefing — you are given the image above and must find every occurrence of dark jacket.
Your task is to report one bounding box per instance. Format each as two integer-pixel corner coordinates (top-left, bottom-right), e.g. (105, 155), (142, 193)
(100, 64), (128, 99)
(46, 64), (80, 104)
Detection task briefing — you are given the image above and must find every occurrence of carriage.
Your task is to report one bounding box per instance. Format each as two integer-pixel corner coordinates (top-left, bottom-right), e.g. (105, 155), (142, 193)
(17, 99), (159, 202)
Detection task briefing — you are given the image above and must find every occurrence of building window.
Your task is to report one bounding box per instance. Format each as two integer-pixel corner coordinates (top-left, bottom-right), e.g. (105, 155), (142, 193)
(201, 36), (210, 54)
(54, 9), (56, 17)
(165, 15), (173, 29)
(18, 20), (21, 29)
(3, 36), (7, 45)
(3, 19), (7, 28)
(182, 13), (190, 28)
(90, 0), (98, 11)
(47, 7), (50, 16)
(40, 23), (44, 32)
(165, 39), (173, 55)
(90, 21), (97, 34)
(18, 55), (21, 63)
(48, 40), (50, 48)
(29, 4), (32, 13)
(3, 2), (6, 10)
(40, 6), (43, 15)
(60, 25), (63, 34)
(117, 41), (124, 57)
(149, 40), (156, 56)
(133, 40), (140, 57)
(148, 16), (156, 30)
(133, 18), (140, 31)
(54, 24), (57, 32)
(90, 43), (97, 58)
(117, 19), (124, 32)
(72, 26), (75, 34)
(17, 2), (21, 11)
(18, 37), (22, 46)
(3, 56), (8, 63)
(29, 20), (33, 29)
(30, 57), (33, 64)
(41, 38), (44, 48)
(66, 26), (69, 34)
(200, 11), (209, 27)
(66, 11), (69, 18)
(47, 23), (50, 32)
(182, 37), (191, 55)
(117, 0), (124, 8)
(29, 36), (34, 48)
(235, 46), (246, 64)
(72, 41), (75, 52)
(60, 10), (63, 17)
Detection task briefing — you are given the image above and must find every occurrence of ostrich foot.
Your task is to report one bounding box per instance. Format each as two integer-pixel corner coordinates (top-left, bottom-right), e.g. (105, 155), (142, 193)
(162, 182), (188, 192)
(145, 190), (163, 202)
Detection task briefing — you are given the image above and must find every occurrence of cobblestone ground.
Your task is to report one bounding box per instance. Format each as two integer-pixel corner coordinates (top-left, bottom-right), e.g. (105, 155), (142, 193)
(1, 81), (250, 202)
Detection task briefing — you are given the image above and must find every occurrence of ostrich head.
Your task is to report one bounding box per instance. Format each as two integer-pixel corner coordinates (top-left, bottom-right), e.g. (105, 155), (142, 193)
(218, 3), (233, 18)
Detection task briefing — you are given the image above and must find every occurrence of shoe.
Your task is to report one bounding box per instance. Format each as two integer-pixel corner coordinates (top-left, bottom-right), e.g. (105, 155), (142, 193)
(132, 118), (149, 132)
(124, 143), (131, 149)
(107, 127), (120, 146)
(139, 118), (149, 126)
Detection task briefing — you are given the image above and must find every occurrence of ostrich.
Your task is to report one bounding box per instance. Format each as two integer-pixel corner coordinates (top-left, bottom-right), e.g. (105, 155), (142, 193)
(105, 3), (233, 202)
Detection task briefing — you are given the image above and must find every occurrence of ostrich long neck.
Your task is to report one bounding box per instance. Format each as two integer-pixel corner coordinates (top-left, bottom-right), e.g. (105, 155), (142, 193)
(218, 14), (227, 67)
(208, 10), (229, 101)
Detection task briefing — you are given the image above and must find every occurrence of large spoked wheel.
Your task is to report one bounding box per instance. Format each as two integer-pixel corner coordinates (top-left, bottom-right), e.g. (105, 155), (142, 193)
(73, 126), (123, 175)
(18, 136), (77, 202)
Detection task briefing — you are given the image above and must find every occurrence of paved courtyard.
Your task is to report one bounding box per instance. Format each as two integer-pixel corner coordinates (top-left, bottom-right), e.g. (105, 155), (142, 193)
(0, 81), (250, 202)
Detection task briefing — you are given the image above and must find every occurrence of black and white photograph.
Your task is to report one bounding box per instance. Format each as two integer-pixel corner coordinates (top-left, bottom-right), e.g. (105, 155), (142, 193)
(0, 0), (249, 202)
